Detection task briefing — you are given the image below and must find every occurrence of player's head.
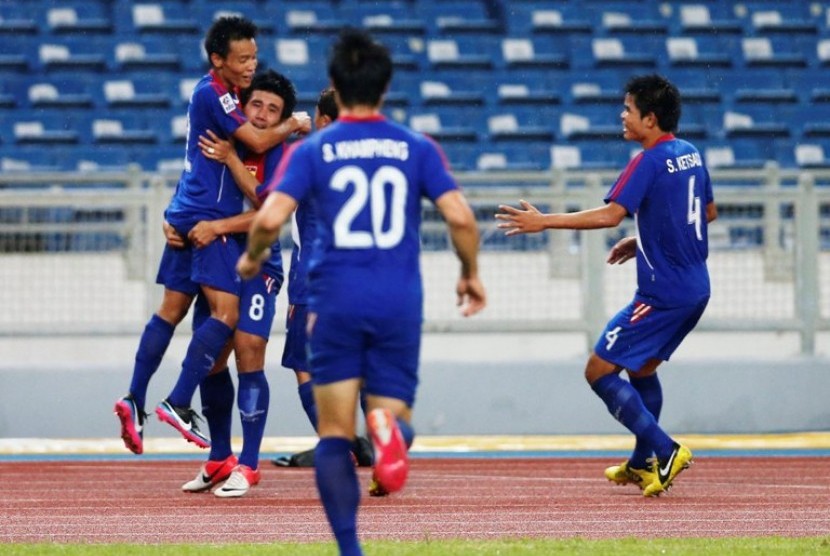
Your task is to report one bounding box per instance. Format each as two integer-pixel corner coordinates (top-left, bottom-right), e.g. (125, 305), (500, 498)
(327, 28), (392, 109)
(204, 16), (258, 90)
(623, 74), (681, 134)
(315, 87), (339, 130)
(240, 70), (297, 129)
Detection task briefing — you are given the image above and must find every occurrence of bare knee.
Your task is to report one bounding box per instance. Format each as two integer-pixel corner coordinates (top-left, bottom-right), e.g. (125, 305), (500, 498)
(584, 352), (621, 385)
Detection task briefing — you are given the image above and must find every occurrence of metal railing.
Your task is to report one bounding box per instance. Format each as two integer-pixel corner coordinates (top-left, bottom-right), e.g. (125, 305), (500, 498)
(0, 165), (828, 353)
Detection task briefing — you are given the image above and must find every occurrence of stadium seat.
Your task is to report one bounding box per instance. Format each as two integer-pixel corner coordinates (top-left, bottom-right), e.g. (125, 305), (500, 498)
(486, 112), (555, 142)
(746, 6), (818, 34)
(794, 142), (830, 167)
(283, 4), (343, 35)
(103, 79), (171, 108)
(598, 6), (668, 35)
(13, 119), (79, 145)
(91, 117), (158, 145)
(590, 37), (656, 68)
(741, 37), (807, 68)
(674, 4), (743, 35)
(426, 38), (494, 70)
(38, 39), (108, 72)
(46, 6), (112, 34)
(722, 109), (789, 138)
(665, 37), (732, 68)
(113, 40), (182, 72)
(729, 69), (799, 104)
(27, 81), (94, 109)
(129, 3), (200, 34)
(409, 112), (479, 143)
(501, 38), (568, 70)
(420, 80), (485, 106)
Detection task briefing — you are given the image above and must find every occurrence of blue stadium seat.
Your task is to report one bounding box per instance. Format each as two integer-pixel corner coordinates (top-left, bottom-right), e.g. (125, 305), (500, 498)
(0, 4), (37, 34)
(102, 77), (172, 109)
(500, 37), (568, 70)
(113, 38), (183, 72)
(426, 37), (496, 70)
(45, 4), (113, 34)
(37, 37), (109, 72)
(125, 3), (201, 35)
(26, 79), (95, 109)
(672, 3), (743, 36)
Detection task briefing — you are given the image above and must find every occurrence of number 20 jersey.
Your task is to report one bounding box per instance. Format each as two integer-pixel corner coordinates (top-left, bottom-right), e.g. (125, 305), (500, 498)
(268, 114), (459, 320)
(605, 134), (714, 308)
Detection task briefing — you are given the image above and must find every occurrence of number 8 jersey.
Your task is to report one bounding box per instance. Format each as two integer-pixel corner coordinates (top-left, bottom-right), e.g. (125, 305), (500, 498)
(267, 114), (459, 319)
(605, 133), (714, 308)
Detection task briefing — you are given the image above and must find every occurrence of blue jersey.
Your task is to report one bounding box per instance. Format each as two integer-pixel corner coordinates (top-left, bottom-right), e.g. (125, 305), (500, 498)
(605, 134), (714, 307)
(249, 145), (285, 280)
(270, 114), (458, 319)
(166, 70), (248, 233)
(286, 199), (316, 304)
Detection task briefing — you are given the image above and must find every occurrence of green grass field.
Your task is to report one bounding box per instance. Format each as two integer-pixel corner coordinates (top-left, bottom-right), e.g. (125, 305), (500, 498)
(3, 538), (830, 555)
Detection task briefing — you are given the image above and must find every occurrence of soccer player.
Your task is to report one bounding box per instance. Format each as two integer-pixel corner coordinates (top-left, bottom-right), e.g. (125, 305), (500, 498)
(496, 74), (717, 497)
(271, 88), (373, 470)
(173, 69), (296, 497)
(237, 28), (486, 555)
(113, 16), (310, 454)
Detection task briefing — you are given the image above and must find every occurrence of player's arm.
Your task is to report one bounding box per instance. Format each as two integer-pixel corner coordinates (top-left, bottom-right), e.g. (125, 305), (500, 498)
(188, 210), (256, 249)
(706, 201), (718, 223)
(435, 189), (486, 317)
(199, 130), (261, 207)
(232, 112), (311, 154)
(237, 191), (297, 279)
(496, 199), (628, 236)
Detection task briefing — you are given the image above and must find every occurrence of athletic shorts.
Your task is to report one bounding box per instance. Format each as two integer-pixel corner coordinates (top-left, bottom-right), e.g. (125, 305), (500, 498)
(193, 272), (282, 340)
(281, 303), (309, 371)
(593, 296), (709, 372)
(155, 244), (199, 295)
(191, 234), (243, 295)
(308, 312), (421, 407)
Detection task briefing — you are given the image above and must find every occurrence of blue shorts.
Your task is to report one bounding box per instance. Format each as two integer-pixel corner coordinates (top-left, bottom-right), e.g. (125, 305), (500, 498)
(308, 313), (421, 407)
(156, 245), (199, 295)
(193, 272), (282, 340)
(594, 296), (709, 372)
(281, 304), (309, 371)
(191, 234), (243, 295)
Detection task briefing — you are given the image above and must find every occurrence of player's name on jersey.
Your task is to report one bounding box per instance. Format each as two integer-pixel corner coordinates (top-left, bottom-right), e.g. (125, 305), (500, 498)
(666, 151), (702, 173)
(322, 138), (410, 162)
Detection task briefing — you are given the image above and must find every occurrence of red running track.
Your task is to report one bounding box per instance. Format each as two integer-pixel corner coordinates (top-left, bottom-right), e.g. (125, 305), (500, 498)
(1, 457), (829, 543)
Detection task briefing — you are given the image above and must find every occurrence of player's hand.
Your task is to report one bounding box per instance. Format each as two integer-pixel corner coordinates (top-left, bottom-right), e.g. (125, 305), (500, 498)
(237, 249), (269, 280)
(162, 220), (186, 249)
(188, 221), (218, 249)
(495, 199), (547, 236)
(456, 276), (486, 317)
(607, 236), (637, 265)
(199, 130), (232, 162)
(291, 111), (312, 136)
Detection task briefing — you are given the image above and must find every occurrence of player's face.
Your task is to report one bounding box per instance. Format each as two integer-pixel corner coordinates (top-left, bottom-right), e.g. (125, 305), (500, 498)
(314, 107), (333, 130)
(621, 93), (649, 143)
(244, 90), (285, 130)
(213, 38), (258, 90)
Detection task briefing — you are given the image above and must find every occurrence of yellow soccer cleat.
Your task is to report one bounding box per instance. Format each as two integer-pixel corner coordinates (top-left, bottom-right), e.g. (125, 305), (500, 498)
(605, 460), (658, 491)
(643, 443), (693, 497)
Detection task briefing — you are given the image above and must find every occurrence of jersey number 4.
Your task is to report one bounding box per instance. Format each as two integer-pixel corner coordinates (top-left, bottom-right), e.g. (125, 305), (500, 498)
(331, 165), (407, 249)
(687, 175), (702, 241)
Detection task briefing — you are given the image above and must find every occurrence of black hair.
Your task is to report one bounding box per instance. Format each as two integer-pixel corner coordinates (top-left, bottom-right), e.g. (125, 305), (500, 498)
(624, 74), (681, 133)
(316, 87), (339, 121)
(204, 16), (258, 61)
(327, 27), (392, 108)
(240, 69), (297, 121)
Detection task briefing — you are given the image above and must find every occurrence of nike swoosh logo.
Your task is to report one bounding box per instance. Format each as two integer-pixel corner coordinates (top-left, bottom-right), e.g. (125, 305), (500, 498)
(659, 450), (677, 482)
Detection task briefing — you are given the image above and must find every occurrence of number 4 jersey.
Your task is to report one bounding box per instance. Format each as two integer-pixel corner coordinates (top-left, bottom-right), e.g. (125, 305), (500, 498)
(605, 134), (714, 308)
(267, 114), (459, 320)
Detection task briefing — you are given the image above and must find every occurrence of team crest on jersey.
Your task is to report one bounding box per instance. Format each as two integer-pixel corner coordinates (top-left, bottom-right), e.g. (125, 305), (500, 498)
(219, 93), (237, 114)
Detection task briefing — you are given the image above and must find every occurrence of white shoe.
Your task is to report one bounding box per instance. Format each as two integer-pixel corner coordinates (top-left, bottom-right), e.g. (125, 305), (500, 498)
(214, 464), (261, 498)
(181, 455), (237, 492)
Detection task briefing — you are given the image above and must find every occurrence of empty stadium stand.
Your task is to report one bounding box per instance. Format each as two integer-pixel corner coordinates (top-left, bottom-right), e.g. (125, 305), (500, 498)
(1, 0), (830, 171)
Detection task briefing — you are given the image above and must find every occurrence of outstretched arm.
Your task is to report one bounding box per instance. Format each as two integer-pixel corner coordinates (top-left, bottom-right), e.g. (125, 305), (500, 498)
(435, 190), (486, 317)
(495, 199), (628, 236)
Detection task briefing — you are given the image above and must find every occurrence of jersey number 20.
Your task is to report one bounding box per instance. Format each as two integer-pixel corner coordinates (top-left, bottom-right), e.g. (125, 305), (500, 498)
(331, 165), (407, 249)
